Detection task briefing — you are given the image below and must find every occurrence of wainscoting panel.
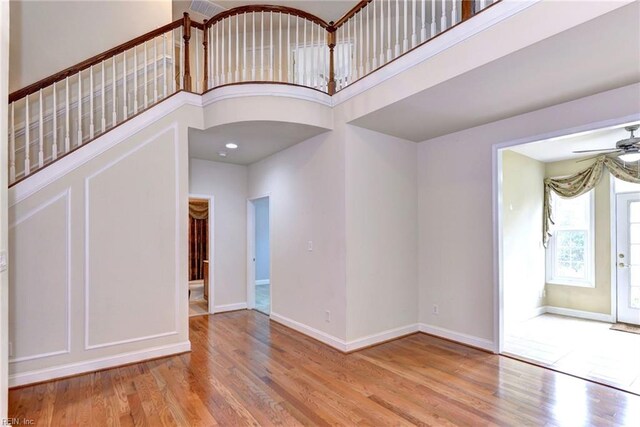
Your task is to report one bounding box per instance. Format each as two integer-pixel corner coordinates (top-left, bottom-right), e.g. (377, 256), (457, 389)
(85, 128), (179, 349)
(9, 190), (71, 362)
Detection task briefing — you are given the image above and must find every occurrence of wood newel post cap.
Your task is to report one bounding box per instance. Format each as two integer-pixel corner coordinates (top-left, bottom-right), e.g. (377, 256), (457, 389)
(183, 12), (192, 39)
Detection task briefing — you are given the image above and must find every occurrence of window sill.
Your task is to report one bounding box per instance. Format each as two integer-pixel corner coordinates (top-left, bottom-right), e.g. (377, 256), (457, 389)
(546, 280), (595, 288)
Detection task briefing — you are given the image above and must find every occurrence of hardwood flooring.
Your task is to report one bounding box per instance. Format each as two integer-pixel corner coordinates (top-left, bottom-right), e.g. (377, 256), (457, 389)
(9, 310), (640, 426)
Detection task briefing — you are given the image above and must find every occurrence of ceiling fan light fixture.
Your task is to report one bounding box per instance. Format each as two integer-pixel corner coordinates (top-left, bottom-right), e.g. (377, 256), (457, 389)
(618, 152), (640, 162)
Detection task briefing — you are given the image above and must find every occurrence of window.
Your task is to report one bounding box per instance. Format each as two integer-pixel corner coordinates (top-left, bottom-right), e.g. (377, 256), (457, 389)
(546, 191), (595, 287)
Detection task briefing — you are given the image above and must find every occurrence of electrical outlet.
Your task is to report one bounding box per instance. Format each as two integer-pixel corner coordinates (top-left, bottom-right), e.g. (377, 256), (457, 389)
(432, 304), (439, 315)
(325, 310), (331, 323)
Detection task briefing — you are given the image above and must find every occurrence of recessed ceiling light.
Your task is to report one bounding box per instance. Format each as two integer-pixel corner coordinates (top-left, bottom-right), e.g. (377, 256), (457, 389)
(218, 151), (227, 157)
(225, 143), (238, 149)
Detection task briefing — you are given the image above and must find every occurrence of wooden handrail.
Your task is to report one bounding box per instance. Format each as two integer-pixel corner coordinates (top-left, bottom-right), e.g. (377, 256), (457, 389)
(9, 19), (183, 103)
(333, 0), (373, 30)
(204, 4), (330, 29)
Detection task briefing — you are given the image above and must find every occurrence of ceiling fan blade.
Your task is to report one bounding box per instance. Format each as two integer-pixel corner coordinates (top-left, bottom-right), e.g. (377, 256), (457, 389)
(575, 150), (623, 163)
(572, 148), (621, 154)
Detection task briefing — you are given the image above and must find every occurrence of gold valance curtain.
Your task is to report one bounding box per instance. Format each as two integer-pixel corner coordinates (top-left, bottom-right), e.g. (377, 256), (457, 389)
(189, 200), (209, 281)
(543, 155), (640, 247)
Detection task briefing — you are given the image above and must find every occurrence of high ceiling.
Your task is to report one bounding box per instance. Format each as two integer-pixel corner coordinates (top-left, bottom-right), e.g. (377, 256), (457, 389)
(189, 121), (329, 165)
(173, 0), (356, 22)
(350, 1), (640, 142)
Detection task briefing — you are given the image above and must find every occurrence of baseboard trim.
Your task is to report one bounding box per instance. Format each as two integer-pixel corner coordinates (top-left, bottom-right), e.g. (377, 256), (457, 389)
(419, 323), (495, 352)
(345, 324), (420, 352)
(214, 302), (248, 313)
(9, 341), (191, 387)
(544, 306), (613, 323)
(270, 312), (347, 351)
(255, 279), (270, 286)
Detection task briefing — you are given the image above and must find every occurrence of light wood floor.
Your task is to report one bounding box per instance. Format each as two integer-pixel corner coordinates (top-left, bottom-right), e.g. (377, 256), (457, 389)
(9, 311), (640, 426)
(504, 314), (640, 394)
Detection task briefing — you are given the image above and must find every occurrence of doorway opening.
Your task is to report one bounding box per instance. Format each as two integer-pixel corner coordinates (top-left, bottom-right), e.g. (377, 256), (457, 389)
(248, 197), (270, 315)
(497, 121), (640, 394)
(189, 196), (212, 317)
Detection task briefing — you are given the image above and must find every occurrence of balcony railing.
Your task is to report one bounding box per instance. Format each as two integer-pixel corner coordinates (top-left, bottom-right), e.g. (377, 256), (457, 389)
(7, 0), (498, 186)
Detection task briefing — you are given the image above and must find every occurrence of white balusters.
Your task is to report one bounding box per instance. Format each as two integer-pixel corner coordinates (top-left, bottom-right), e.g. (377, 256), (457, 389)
(133, 46), (139, 114)
(112, 56), (117, 127)
(261, 12), (265, 81)
(195, 31), (200, 92)
(38, 89), (44, 167)
(89, 66), (95, 139)
(287, 14), (291, 83)
(421, 0), (427, 42)
(154, 37), (159, 103)
(252, 13), (257, 80)
(379, 0), (385, 67)
(143, 41), (149, 108)
(403, 0), (409, 53)
(24, 95), (30, 175)
(269, 12), (273, 81)
(441, 0), (448, 31)
(372, 0), (377, 70)
(228, 16), (232, 83)
(77, 71), (83, 145)
(365, 5), (370, 74)
(431, 0), (437, 37)
(52, 83), (57, 160)
(65, 77), (70, 153)
(123, 50), (128, 119)
(387, 0), (392, 61)
(9, 103), (15, 181)
(101, 62), (106, 134)
(235, 16), (240, 82)
(163, 33), (168, 97)
(395, 0), (401, 57)
(243, 14), (247, 81)
(412, 0), (417, 48)
(452, 0), (458, 25)
(359, 10), (364, 77)
(279, 13), (283, 82)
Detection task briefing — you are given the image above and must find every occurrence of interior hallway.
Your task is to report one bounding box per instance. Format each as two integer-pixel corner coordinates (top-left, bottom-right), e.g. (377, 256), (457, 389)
(504, 314), (640, 395)
(8, 311), (640, 426)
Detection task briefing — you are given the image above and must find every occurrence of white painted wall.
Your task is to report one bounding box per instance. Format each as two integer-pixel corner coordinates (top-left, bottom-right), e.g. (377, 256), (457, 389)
(0, 0), (10, 418)
(7, 104), (196, 387)
(9, 0), (172, 92)
(418, 84), (640, 347)
(345, 125), (418, 341)
(501, 150), (546, 325)
(248, 130), (347, 341)
(189, 159), (248, 310)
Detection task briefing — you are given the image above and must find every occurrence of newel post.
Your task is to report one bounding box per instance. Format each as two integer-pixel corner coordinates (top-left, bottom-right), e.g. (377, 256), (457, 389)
(203, 20), (209, 92)
(182, 12), (192, 92)
(461, 0), (476, 21)
(327, 23), (336, 95)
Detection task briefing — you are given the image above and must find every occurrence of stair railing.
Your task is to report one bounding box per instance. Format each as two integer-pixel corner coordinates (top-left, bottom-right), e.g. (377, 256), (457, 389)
(7, 1), (498, 186)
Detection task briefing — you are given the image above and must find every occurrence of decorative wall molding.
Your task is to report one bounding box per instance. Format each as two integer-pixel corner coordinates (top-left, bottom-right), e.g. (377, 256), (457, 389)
(419, 323), (495, 352)
(9, 341), (190, 387)
(84, 125), (180, 350)
(8, 189), (72, 363)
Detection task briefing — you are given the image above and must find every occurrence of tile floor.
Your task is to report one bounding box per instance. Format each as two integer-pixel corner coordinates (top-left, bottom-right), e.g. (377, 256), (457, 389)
(255, 283), (270, 315)
(504, 314), (640, 394)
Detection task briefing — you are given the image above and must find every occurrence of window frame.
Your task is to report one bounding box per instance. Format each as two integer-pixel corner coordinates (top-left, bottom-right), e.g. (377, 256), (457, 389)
(545, 190), (596, 288)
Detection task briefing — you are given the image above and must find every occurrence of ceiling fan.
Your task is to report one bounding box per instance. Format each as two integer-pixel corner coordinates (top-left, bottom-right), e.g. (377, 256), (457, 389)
(573, 125), (640, 161)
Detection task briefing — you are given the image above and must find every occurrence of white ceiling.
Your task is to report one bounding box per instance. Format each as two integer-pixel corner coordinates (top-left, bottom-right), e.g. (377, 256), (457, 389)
(351, 1), (640, 142)
(188, 121), (329, 165)
(508, 122), (640, 163)
(174, 0), (356, 23)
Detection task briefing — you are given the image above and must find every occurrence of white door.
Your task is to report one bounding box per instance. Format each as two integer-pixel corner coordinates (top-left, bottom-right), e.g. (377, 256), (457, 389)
(616, 192), (640, 325)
